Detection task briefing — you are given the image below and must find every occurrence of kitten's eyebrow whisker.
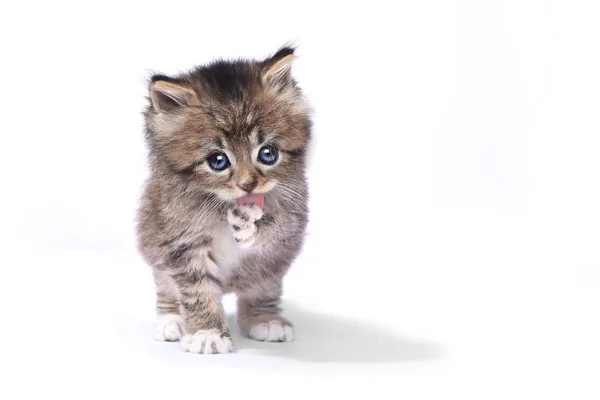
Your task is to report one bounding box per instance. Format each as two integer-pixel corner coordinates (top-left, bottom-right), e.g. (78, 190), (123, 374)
(280, 123), (305, 148)
(260, 126), (304, 153)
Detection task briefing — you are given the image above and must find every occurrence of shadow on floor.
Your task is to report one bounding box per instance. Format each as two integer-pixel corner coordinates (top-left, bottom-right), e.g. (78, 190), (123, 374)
(228, 300), (444, 363)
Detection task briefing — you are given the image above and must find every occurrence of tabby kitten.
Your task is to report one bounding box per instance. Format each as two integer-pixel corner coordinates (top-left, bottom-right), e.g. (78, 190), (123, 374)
(136, 46), (311, 354)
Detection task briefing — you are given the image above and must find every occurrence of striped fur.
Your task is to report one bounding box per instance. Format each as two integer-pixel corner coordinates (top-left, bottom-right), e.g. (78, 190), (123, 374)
(136, 46), (311, 354)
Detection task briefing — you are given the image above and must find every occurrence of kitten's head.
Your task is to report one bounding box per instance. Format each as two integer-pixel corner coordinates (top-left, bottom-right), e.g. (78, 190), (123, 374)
(144, 46), (311, 203)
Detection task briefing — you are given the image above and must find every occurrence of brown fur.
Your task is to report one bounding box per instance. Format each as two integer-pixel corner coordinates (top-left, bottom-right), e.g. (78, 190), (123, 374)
(136, 46), (311, 353)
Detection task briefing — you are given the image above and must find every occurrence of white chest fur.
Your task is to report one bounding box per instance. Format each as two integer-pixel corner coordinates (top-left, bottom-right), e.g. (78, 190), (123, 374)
(185, 222), (255, 285)
(210, 224), (245, 272)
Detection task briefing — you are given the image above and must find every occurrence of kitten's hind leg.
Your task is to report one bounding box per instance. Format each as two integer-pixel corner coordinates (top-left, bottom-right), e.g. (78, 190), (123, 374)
(153, 270), (184, 342)
(237, 289), (294, 342)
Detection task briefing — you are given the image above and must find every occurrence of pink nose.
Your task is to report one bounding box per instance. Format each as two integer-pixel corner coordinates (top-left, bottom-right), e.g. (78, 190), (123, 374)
(237, 180), (257, 192)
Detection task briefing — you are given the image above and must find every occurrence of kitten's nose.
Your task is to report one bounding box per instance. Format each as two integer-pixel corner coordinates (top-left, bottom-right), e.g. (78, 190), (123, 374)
(237, 180), (257, 193)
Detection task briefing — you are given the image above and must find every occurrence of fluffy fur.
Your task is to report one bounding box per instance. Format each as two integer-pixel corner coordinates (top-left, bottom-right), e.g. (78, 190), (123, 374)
(136, 46), (311, 354)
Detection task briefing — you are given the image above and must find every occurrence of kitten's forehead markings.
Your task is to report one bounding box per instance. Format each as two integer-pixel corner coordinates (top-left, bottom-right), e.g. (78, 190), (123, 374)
(256, 131), (265, 145)
(218, 136), (232, 152)
(216, 127), (231, 137)
(197, 137), (223, 155)
(250, 128), (261, 147)
(212, 112), (231, 128)
(214, 137), (225, 149)
(260, 132), (279, 146)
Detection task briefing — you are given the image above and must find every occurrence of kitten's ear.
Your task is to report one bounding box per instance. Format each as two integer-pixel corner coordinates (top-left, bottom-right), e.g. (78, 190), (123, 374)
(150, 79), (199, 112)
(262, 46), (296, 88)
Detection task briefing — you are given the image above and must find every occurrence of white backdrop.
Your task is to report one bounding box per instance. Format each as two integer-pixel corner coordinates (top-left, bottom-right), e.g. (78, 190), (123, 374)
(1, 1), (599, 399)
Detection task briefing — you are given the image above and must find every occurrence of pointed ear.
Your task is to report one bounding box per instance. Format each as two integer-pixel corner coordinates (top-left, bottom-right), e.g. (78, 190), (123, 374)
(262, 46), (296, 88)
(150, 79), (199, 112)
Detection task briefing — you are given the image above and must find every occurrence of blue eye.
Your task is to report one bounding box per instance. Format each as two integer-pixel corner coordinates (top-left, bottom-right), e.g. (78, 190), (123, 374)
(207, 153), (230, 171)
(257, 145), (278, 165)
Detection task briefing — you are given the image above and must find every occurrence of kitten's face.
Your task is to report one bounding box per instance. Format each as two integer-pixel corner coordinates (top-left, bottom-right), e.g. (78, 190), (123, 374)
(145, 48), (311, 202)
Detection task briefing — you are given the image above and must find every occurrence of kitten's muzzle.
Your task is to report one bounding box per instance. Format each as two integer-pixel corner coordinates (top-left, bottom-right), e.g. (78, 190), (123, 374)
(237, 180), (257, 193)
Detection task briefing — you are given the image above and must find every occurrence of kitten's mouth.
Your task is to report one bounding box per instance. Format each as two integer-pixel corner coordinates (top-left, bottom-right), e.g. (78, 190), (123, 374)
(236, 193), (264, 208)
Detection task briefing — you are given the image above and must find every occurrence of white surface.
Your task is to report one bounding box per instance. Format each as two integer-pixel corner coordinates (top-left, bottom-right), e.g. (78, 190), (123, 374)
(1, 1), (599, 399)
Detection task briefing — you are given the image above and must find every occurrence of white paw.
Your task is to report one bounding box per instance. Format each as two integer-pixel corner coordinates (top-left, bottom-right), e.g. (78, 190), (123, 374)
(248, 320), (295, 342)
(227, 205), (263, 248)
(181, 329), (233, 354)
(154, 314), (184, 342)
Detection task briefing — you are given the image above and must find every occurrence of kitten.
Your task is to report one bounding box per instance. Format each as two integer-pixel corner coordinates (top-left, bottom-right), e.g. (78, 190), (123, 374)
(136, 46), (311, 354)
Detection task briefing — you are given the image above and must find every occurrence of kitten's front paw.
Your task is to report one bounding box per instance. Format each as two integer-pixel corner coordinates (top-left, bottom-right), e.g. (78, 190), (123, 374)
(154, 314), (184, 342)
(227, 204), (263, 248)
(181, 329), (233, 354)
(248, 320), (295, 342)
